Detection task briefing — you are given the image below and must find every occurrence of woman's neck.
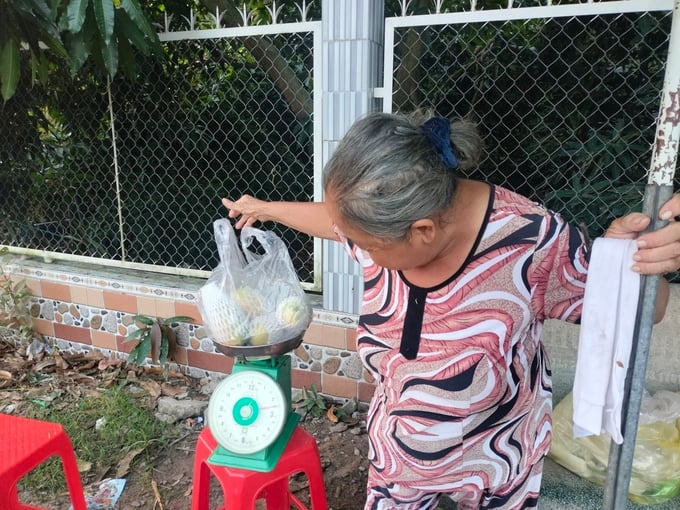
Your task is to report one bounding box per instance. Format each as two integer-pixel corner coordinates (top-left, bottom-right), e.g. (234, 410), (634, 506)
(402, 179), (490, 288)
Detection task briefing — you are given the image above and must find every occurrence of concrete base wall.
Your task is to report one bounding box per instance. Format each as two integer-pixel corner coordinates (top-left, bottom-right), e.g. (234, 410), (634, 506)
(544, 283), (680, 402)
(3, 257), (679, 405)
(2, 258), (373, 403)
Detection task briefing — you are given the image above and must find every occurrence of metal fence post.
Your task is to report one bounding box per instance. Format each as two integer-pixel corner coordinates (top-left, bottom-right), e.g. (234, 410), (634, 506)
(603, 1), (680, 508)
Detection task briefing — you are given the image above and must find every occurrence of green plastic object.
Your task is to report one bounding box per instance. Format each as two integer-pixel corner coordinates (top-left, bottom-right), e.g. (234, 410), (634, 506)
(232, 356), (294, 410)
(208, 412), (300, 472)
(208, 354), (299, 472)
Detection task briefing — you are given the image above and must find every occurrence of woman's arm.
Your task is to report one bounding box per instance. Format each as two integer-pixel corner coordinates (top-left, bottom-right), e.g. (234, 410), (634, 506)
(222, 195), (336, 240)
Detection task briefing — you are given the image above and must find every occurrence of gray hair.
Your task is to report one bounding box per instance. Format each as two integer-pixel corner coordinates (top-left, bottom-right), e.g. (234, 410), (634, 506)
(323, 110), (483, 240)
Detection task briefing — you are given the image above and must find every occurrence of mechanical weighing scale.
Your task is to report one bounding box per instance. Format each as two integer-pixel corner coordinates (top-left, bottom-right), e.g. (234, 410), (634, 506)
(206, 334), (303, 472)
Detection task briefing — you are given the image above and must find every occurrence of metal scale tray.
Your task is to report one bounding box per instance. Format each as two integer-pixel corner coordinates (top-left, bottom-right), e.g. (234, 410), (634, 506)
(212, 334), (303, 360)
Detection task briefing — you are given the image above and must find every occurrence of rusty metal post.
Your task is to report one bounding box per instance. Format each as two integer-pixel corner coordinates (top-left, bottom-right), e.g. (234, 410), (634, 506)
(602, 1), (680, 508)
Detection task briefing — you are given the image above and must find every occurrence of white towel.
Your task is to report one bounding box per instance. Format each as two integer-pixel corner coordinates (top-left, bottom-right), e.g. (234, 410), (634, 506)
(572, 237), (640, 444)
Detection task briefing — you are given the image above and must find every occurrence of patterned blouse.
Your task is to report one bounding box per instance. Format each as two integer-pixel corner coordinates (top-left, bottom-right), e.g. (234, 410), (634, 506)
(340, 184), (590, 492)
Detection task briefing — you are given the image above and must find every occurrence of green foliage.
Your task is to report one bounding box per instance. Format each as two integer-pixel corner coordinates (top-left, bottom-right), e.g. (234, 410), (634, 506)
(20, 384), (170, 495)
(298, 384), (327, 419)
(537, 121), (647, 236)
(124, 314), (194, 376)
(394, 10), (674, 243)
(0, 0), (69, 102)
(0, 39), (20, 102)
(60, 0), (164, 79)
(1, 2), (677, 285)
(0, 0), (163, 102)
(0, 26), (316, 278)
(0, 74), (120, 258)
(333, 405), (347, 421)
(515, 14), (667, 235)
(107, 34), (315, 275)
(0, 247), (35, 344)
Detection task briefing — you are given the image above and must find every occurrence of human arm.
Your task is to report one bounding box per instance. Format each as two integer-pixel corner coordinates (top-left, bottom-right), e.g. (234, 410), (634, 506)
(222, 195), (337, 240)
(603, 193), (680, 322)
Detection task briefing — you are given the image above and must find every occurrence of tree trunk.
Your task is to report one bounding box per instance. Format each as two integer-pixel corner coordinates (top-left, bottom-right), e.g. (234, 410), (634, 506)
(393, 27), (424, 112)
(202, 0), (313, 119)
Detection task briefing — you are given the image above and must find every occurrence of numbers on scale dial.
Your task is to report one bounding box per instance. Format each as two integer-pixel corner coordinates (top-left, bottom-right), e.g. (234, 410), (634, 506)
(207, 370), (287, 455)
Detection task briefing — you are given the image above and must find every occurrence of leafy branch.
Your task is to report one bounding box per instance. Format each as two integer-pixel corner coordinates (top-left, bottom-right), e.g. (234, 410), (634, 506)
(0, 247), (35, 344)
(124, 314), (194, 377)
(0, 0), (163, 102)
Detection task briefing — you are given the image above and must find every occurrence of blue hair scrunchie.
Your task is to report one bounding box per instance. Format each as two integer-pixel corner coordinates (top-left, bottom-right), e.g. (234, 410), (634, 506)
(420, 117), (459, 170)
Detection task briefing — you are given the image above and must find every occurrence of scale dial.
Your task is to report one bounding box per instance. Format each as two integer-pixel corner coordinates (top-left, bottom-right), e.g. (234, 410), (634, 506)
(207, 370), (287, 455)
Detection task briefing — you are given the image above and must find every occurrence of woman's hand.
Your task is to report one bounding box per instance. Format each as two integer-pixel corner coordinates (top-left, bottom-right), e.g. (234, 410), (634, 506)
(222, 195), (270, 229)
(605, 193), (680, 275)
(221, 196), (336, 239)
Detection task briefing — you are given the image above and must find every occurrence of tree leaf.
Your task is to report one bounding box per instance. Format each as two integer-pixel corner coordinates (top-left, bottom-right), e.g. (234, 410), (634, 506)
(14, 0), (65, 57)
(16, 0), (53, 22)
(118, 0), (153, 38)
(326, 404), (339, 423)
(159, 331), (169, 368)
(116, 11), (152, 56)
(115, 447), (144, 478)
(123, 328), (144, 341)
(29, 54), (39, 84)
(0, 8), (10, 47)
(119, 0), (162, 56)
(93, 0), (115, 47)
(12, 15), (41, 57)
(63, 31), (91, 75)
(36, 29), (69, 60)
(66, 0), (89, 32)
(16, 0), (69, 59)
(131, 314), (154, 326)
(164, 316), (194, 324)
(116, 26), (137, 79)
(134, 333), (151, 365)
(139, 379), (161, 399)
(0, 40), (21, 102)
(49, 0), (61, 19)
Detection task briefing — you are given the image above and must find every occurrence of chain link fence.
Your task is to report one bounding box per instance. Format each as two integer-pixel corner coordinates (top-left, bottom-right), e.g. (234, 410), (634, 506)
(0, 28), (317, 284)
(2, 1), (679, 288)
(389, 8), (675, 261)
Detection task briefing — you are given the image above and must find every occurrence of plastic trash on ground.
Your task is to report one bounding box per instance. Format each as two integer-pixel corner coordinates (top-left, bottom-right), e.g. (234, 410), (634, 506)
(549, 390), (680, 505)
(69, 478), (126, 510)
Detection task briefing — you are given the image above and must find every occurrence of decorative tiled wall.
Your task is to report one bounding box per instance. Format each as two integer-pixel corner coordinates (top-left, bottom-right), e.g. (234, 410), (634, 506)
(4, 258), (375, 403)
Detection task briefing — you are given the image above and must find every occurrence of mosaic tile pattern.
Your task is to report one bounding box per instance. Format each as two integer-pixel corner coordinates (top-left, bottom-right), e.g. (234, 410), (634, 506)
(6, 258), (372, 401)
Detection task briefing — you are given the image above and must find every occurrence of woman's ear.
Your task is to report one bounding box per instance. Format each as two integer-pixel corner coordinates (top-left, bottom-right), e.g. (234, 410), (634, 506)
(410, 218), (437, 245)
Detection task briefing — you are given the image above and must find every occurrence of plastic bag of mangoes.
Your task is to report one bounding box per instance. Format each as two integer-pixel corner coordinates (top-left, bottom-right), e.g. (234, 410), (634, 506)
(198, 219), (312, 348)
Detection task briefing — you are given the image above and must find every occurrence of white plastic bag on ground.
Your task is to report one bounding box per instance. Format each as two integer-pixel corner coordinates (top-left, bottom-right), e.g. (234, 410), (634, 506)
(549, 390), (680, 505)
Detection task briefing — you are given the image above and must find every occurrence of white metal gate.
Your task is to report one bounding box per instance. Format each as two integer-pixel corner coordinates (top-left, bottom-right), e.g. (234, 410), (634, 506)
(378, 1), (680, 508)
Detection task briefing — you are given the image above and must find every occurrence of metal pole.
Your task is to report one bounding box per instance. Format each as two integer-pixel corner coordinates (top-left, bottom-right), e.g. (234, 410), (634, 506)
(603, 1), (680, 508)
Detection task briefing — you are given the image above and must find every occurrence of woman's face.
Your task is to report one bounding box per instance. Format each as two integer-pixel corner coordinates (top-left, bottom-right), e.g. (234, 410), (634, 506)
(325, 191), (436, 271)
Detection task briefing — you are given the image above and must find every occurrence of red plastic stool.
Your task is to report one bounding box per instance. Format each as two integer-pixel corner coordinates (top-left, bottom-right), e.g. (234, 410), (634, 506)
(0, 413), (87, 510)
(192, 425), (328, 510)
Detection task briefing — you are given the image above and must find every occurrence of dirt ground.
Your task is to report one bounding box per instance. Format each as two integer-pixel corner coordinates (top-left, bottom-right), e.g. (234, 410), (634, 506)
(0, 340), (370, 510)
